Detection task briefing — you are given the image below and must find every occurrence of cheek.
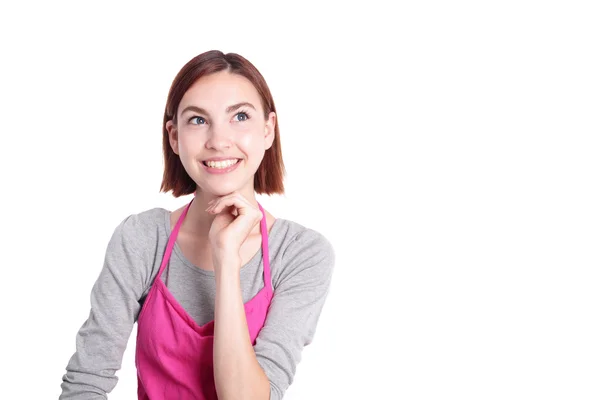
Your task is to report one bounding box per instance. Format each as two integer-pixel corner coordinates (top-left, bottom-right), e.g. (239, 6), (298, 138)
(177, 129), (202, 149)
(237, 127), (264, 148)
(237, 132), (254, 148)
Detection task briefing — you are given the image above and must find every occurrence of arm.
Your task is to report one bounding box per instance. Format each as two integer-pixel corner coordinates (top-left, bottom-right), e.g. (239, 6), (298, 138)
(213, 258), (271, 400)
(212, 228), (335, 400)
(59, 215), (149, 399)
(254, 229), (336, 400)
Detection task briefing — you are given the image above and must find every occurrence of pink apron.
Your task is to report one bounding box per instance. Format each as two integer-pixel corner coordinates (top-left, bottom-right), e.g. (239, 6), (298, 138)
(135, 197), (273, 399)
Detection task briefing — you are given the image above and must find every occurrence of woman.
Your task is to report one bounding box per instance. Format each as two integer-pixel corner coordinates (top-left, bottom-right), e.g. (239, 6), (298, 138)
(59, 50), (335, 400)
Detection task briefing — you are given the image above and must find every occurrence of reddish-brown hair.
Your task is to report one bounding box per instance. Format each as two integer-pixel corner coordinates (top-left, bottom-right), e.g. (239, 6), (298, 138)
(159, 50), (285, 197)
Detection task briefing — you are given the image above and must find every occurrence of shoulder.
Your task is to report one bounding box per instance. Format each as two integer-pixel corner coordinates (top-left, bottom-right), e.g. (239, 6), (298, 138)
(116, 207), (167, 234)
(274, 218), (334, 252)
(292, 225), (335, 261)
(275, 218), (336, 281)
(109, 207), (169, 259)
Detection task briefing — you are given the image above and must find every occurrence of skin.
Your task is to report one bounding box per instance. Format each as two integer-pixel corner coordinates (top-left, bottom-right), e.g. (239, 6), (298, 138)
(165, 70), (277, 399)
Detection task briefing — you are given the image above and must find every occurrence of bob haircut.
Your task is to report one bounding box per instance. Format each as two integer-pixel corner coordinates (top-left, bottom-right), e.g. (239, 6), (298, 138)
(160, 50), (286, 197)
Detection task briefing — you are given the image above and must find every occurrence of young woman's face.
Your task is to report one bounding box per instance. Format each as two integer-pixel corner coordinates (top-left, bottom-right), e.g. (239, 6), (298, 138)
(167, 71), (276, 197)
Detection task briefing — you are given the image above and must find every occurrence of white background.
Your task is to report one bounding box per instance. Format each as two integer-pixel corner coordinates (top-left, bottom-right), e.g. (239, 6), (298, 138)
(0, 1), (599, 399)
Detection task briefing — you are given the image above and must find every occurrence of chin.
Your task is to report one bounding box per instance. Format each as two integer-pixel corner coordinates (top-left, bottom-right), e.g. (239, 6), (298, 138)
(201, 183), (241, 196)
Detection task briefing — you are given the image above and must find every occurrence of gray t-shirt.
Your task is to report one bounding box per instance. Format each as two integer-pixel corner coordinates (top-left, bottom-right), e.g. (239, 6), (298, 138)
(59, 207), (335, 399)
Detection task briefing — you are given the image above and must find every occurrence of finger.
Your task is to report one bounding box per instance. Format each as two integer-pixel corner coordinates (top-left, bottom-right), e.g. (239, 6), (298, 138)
(210, 193), (251, 214)
(206, 194), (236, 213)
(210, 195), (245, 215)
(227, 207), (263, 237)
(205, 194), (231, 212)
(212, 197), (262, 229)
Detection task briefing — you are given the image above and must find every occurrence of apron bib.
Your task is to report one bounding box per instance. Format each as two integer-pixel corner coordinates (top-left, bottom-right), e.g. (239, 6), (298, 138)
(135, 197), (273, 399)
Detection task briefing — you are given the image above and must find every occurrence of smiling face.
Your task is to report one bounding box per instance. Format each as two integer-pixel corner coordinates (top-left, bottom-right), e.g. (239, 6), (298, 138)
(166, 71), (276, 197)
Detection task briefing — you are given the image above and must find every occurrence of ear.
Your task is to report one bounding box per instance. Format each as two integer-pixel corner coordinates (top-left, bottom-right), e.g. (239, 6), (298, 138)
(264, 111), (276, 150)
(166, 119), (179, 155)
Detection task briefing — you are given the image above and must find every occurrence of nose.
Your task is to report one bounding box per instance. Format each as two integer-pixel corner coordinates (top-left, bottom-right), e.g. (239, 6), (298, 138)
(205, 122), (233, 151)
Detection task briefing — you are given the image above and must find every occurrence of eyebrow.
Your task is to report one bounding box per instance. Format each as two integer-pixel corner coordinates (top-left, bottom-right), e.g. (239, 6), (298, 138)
(180, 102), (256, 117)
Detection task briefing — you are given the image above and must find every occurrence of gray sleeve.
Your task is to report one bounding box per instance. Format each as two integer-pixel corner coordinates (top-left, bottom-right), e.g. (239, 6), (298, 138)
(254, 228), (336, 400)
(59, 214), (150, 399)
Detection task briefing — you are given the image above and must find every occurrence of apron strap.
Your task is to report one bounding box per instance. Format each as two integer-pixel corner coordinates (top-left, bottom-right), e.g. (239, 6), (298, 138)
(157, 197), (194, 278)
(257, 202), (273, 294)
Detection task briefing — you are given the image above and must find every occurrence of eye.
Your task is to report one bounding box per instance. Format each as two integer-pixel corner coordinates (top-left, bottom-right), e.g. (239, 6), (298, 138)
(189, 116), (206, 125)
(234, 111), (251, 122)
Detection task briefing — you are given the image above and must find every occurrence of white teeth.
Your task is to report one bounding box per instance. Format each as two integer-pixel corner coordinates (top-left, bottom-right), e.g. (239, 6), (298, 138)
(205, 159), (239, 169)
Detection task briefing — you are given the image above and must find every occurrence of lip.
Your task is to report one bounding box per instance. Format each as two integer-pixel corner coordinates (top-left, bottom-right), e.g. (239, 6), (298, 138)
(202, 157), (242, 162)
(201, 159), (242, 174)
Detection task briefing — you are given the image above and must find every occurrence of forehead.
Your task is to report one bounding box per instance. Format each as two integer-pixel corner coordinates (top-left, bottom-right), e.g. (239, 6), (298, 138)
(179, 71), (261, 111)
